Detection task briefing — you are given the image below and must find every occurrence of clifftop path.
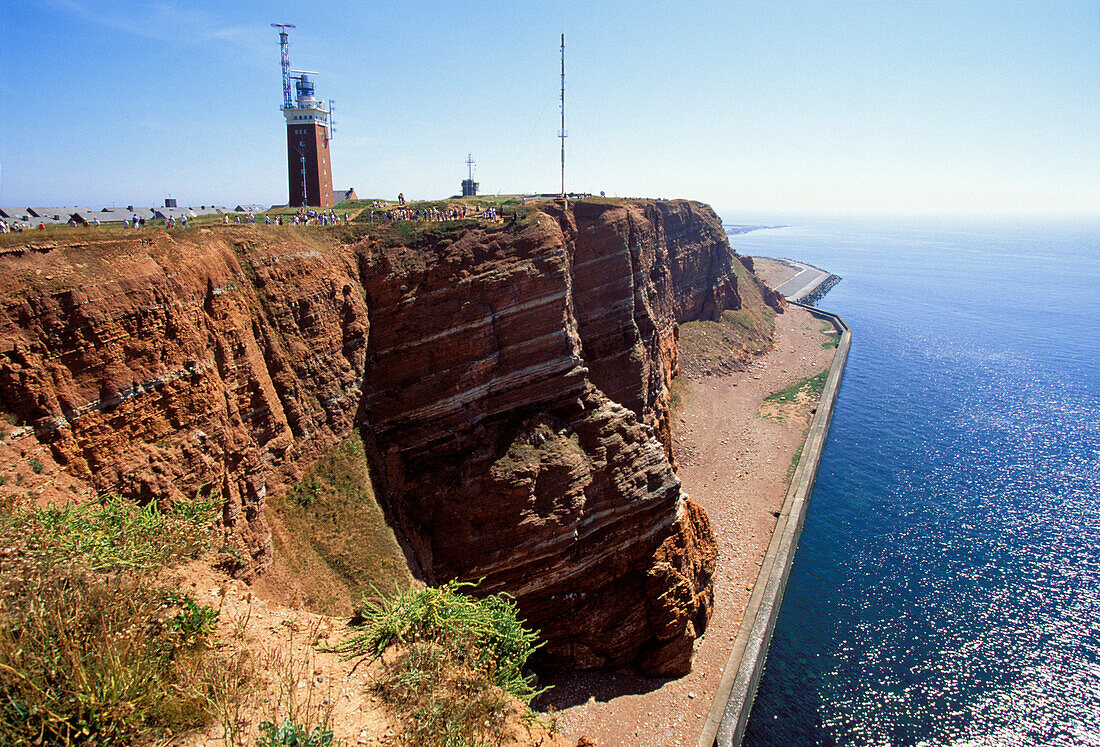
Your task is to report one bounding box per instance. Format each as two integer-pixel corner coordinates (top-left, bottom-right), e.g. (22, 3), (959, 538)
(0, 198), (783, 675)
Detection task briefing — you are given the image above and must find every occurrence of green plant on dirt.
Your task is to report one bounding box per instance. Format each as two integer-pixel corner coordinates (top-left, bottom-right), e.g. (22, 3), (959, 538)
(333, 580), (548, 746)
(28, 458), (43, 474)
(256, 717), (335, 747)
(0, 494), (247, 745)
(764, 370), (829, 406)
(820, 319), (838, 349)
(288, 475), (323, 507)
(164, 590), (220, 646)
(669, 383), (683, 412)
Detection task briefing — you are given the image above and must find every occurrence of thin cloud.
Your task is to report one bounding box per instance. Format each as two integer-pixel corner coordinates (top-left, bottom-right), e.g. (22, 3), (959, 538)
(38, 0), (269, 56)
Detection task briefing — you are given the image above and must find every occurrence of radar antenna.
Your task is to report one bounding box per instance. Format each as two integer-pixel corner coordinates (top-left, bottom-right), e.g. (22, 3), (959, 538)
(271, 23), (296, 110)
(559, 33), (567, 197)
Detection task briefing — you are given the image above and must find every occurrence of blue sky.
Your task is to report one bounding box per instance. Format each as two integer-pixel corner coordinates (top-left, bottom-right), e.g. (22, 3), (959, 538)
(1, 0), (1097, 217)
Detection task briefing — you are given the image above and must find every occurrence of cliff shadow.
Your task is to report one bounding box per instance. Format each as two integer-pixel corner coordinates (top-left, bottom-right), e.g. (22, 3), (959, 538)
(532, 669), (671, 711)
(351, 413), (430, 586)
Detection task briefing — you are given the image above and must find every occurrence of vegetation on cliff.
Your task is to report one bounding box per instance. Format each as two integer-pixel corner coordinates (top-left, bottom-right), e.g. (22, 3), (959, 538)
(0, 496), (244, 745)
(267, 433), (412, 615)
(676, 249), (781, 380)
(335, 580), (551, 746)
(0, 197), (787, 737)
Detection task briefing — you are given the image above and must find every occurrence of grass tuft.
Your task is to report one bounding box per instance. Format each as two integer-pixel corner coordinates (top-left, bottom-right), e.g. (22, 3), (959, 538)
(256, 716), (335, 747)
(764, 370), (829, 406)
(334, 580), (549, 746)
(0, 494), (247, 745)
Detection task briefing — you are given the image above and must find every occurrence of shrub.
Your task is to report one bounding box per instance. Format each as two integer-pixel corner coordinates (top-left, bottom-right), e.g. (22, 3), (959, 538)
(334, 580), (547, 746)
(28, 458), (43, 474)
(0, 495), (236, 745)
(164, 590), (220, 646)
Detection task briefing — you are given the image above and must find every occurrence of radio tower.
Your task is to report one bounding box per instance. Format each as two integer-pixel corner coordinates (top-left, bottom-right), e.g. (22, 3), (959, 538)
(273, 24), (334, 208)
(559, 34), (567, 198)
(461, 154), (478, 197)
(271, 23), (295, 109)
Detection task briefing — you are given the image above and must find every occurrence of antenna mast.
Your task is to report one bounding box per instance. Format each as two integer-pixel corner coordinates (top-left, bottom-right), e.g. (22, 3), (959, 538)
(466, 153), (476, 182)
(559, 33), (567, 197)
(272, 23), (296, 110)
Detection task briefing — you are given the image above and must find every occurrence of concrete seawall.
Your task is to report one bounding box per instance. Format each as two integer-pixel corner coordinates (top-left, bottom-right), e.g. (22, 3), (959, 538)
(697, 301), (851, 747)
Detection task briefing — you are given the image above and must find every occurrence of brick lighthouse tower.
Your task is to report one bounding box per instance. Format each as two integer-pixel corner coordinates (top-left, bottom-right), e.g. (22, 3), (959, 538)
(274, 24), (333, 208)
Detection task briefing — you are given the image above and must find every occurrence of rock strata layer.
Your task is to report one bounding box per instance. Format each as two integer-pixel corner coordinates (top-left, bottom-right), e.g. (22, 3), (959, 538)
(0, 199), (780, 674)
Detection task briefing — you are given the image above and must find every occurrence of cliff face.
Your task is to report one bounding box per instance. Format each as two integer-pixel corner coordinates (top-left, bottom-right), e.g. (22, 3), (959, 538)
(0, 232), (368, 570)
(0, 199), (778, 675)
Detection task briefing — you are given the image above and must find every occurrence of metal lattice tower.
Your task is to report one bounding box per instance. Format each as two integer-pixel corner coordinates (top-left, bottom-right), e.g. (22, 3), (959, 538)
(466, 153), (476, 181)
(559, 34), (567, 197)
(271, 23), (296, 110)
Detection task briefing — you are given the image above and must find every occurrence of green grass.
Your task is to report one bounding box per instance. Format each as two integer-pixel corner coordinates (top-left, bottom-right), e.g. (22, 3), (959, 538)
(334, 580), (548, 747)
(331, 195), (538, 248)
(764, 369), (829, 406)
(0, 494), (247, 745)
(272, 434), (412, 614)
(669, 377), (689, 415)
(719, 307), (776, 354)
(0, 494), (215, 572)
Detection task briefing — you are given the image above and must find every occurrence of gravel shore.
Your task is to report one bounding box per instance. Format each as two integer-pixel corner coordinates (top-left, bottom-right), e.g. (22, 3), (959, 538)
(548, 304), (836, 746)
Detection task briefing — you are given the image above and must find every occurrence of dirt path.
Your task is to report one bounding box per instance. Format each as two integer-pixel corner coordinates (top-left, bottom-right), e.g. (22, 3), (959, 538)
(547, 305), (836, 746)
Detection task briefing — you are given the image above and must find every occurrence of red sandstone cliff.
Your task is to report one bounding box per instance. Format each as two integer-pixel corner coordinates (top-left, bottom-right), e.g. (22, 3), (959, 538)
(0, 199), (781, 676)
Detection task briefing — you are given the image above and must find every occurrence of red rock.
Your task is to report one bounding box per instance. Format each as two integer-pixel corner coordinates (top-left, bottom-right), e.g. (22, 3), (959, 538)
(0, 198), (774, 674)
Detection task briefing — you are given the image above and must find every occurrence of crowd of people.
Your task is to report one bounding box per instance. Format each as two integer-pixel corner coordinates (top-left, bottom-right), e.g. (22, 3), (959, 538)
(266, 209), (349, 226)
(0, 219), (46, 233)
(365, 203), (510, 223)
(1, 198), (524, 235)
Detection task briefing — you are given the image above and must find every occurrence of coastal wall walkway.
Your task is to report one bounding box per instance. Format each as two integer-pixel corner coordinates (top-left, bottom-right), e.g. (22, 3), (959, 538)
(773, 261), (833, 302)
(697, 300), (851, 747)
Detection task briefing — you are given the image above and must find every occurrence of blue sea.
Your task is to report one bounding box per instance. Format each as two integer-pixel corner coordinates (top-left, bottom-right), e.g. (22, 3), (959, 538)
(721, 215), (1100, 746)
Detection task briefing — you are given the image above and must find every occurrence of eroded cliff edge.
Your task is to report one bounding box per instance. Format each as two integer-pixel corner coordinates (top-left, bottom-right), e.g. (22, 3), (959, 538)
(0, 198), (783, 676)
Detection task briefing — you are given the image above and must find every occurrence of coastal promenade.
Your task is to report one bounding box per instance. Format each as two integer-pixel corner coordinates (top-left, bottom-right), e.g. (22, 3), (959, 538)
(772, 261), (833, 302)
(698, 301), (851, 747)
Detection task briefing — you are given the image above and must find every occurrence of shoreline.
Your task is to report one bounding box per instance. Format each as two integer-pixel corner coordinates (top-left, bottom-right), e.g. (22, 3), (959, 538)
(550, 303), (840, 745)
(701, 302), (851, 747)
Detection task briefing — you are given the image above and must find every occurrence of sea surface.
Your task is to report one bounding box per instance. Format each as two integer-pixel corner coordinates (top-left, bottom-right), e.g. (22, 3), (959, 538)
(720, 215), (1100, 746)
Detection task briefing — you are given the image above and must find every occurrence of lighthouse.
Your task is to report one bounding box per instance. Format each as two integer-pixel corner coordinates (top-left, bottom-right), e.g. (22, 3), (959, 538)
(274, 25), (334, 208)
